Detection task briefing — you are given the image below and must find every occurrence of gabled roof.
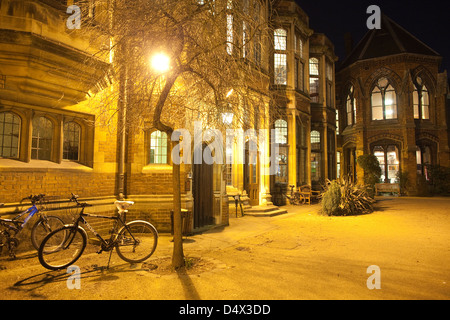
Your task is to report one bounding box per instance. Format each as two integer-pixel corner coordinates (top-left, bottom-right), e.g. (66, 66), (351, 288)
(339, 14), (441, 70)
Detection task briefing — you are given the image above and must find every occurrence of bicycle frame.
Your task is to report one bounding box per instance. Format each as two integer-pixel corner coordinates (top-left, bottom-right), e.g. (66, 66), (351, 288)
(0, 204), (39, 235)
(71, 206), (137, 252)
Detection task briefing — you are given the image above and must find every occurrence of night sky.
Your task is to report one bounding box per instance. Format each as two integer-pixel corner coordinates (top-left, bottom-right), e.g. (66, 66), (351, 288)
(296, 0), (450, 76)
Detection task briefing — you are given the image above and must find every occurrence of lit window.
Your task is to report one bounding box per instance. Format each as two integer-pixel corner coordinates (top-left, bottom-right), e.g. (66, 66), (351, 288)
(32, 117), (53, 161)
(371, 77), (397, 120)
(0, 112), (20, 159)
(373, 145), (400, 183)
(274, 53), (287, 85)
(413, 77), (430, 120)
(226, 14), (233, 55)
(274, 119), (288, 144)
(149, 130), (168, 164)
(274, 29), (287, 50)
(346, 85), (357, 126)
(63, 122), (81, 161)
(309, 58), (320, 102)
(311, 130), (320, 150)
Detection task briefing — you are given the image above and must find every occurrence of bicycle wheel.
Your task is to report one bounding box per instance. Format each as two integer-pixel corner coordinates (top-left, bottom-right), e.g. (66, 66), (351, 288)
(38, 226), (87, 271)
(31, 215), (65, 250)
(115, 220), (158, 263)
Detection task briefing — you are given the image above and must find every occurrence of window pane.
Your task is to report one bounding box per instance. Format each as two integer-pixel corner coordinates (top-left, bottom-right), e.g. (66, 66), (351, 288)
(274, 29), (287, 50)
(384, 86), (397, 119)
(309, 58), (319, 76)
(371, 90), (383, 120)
(32, 117), (53, 160)
(311, 152), (321, 181)
(413, 90), (420, 119)
(0, 112), (20, 159)
(150, 131), (168, 164)
(422, 87), (430, 120)
(275, 119), (287, 144)
(63, 122), (81, 161)
(373, 146), (385, 182)
(387, 146), (399, 183)
(274, 53), (287, 85)
(311, 130), (320, 150)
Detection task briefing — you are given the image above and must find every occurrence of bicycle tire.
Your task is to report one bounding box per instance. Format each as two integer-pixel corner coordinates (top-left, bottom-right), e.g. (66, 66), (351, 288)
(38, 226), (87, 271)
(115, 220), (158, 263)
(30, 215), (65, 250)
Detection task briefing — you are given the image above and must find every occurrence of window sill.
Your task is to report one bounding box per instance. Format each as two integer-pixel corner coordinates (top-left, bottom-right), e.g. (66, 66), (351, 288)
(142, 164), (172, 173)
(0, 159), (93, 172)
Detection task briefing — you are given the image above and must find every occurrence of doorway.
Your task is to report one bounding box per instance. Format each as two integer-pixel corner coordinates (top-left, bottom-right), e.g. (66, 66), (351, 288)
(244, 141), (259, 206)
(192, 144), (214, 229)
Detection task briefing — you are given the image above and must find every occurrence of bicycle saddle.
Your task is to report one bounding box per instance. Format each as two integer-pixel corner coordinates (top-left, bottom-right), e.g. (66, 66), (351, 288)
(114, 200), (134, 212)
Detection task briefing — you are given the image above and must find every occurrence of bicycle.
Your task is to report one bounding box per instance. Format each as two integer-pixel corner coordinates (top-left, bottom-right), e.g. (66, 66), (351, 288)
(38, 194), (158, 271)
(0, 194), (65, 259)
(286, 185), (304, 205)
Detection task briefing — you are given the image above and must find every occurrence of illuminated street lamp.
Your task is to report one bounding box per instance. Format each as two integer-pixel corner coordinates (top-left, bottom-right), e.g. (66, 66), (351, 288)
(151, 53), (171, 73)
(222, 89), (234, 125)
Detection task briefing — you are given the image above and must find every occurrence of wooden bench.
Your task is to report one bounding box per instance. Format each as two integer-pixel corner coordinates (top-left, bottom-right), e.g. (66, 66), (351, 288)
(375, 183), (400, 196)
(298, 185), (322, 205)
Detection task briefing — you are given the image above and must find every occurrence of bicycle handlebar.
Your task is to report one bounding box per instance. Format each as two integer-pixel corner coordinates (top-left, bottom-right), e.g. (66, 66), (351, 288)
(69, 193), (93, 207)
(21, 194), (46, 204)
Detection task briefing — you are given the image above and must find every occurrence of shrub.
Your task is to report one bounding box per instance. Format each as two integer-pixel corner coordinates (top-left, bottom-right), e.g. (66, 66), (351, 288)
(321, 178), (375, 216)
(321, 180), (341, 216)
(357, 154), (381, 198)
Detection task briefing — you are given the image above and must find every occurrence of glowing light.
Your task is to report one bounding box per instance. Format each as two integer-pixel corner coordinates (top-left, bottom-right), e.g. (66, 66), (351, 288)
(151, 53), (170, 73)
(226, 89), (234, 98)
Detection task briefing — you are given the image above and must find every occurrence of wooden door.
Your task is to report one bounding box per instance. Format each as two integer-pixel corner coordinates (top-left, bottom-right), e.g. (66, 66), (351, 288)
(244, 141), (259, 206)
(193, 145), (214, 228)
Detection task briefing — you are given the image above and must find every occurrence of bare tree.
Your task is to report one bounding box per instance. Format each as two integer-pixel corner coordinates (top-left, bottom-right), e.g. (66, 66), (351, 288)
(73, 0), (277, 268)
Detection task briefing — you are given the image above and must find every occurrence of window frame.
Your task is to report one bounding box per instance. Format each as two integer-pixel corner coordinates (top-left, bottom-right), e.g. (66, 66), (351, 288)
(31, 116), (54, 161)
(309, 57), (320, 103)
(63, 121), (81, 162)
(0, 111), (21, 159)
(371, 77), (398, 121)
(274, 28), (288, 85)
(149, 130), (169, 165)
(413, 77), (430, 120)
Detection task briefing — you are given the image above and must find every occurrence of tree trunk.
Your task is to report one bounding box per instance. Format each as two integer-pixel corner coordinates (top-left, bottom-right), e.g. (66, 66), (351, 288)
(171, 145), (185, 269)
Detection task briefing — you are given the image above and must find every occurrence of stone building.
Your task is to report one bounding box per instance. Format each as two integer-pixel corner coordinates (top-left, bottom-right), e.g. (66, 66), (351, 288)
(336, 14), (450, 193)
(268, 0), (337, 204)
(0, 0), (338, 234)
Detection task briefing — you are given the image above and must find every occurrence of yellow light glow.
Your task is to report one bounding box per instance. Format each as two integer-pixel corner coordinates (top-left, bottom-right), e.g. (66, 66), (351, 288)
(226, 89), (234, 98)
(151, 53), (170, 73)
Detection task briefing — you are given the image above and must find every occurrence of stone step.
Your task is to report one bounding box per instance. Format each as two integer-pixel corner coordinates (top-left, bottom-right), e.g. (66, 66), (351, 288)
(244, 205), (288, 217)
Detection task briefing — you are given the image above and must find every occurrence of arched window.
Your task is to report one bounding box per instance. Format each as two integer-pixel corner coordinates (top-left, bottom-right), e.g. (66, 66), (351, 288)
(371, 77), (397, 120)
(0, 112), (20, 159)
(63, 122), (81, 161)
(309, 58), (320, 102)
(274, 29), (287, 85)
(274, 119), (288, 144)
(149, 130), (168, 164)
(32, 116), (53, 161)
(413, 77), (430, 120)
(346, 85), (357, 126)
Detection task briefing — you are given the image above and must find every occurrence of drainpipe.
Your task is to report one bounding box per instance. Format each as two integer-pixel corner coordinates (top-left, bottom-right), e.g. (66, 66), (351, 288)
(117, 62), (128, 200)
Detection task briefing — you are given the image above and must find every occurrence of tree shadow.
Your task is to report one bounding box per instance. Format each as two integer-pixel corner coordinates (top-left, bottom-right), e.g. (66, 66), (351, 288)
(176, 267), (201, 300)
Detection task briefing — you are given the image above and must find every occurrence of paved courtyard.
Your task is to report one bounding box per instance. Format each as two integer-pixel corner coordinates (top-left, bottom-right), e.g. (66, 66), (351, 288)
(0, 196), (449, 301)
